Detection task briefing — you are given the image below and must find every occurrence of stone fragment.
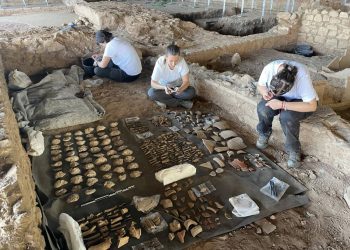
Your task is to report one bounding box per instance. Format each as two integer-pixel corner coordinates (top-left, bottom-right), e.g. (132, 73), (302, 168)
(344, 186), (350, 209)
(213, 157), (225, 167)
(202, 139), (216, 154)
(219, 130), (238, 139)
(213, 121), (230, 130)
(227, 137), (247, 150)
(214, 147), (228, 152)
(254, 219), (276, 234)
(199, 161), (213, 170)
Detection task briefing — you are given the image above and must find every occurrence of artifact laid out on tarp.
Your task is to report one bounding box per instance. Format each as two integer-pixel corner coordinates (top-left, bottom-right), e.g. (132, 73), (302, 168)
(32, 111), (308, 249)
(11, 65), (105, 131)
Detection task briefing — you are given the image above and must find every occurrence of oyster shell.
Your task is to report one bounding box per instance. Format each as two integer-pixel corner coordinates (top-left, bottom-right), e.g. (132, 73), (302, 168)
(101, 138), (111, 146)
(117, 145), (128, 151)
(115, 140), (124, 146)
(227, 137), (247, 150)
(124, 156), (135, 163)
(104, 181), (115, 189)
(51, 149), (62, 156)
(52, 161), (62, 167)
(113, 166), (125, 174)
(84, 163), (95, 170)
(130, 170), (142, 178)
(169, 220), (181, 232)
(110, 122), (118, 128)
(76, 140), (85, 146)
(65, 146), (74, 152)
(97, 132), (106, 137)
(82, 157), (93, 163)
(72, 185), (82, 193)
(79, 152), (89, 158)
(99, 164), (112, 172)
(54, 171), (66, 179)
(87, 177), (98, 186)
(54, 179), (68, 189)
(66, 151), (76, 157)
(106, 150), (117, 156)
(51, 139), (61, 145)
(96, 125), (106, 132)
(64, 132), (72, 136)
(63, 136), (71, 142)
(51, 154), (62, 161)
(78, 145), (88, 152)
(127, 162), (139, 170)
(85, 170), (97, 177)
(70, 175), (83, 184)
(85, 189), (96, 195)
(70, 161), (79, 167)
(51, 145), (61, 150)
(94, 157), (107, 165)
(84, 127), (94, 134)
(64, 141), (73, 147)
(67, 193), (79, 203)
(69, 167), (81, 175)
(55, 188), (67, 196)
(103, 145), (113, 151)
(89, 140), (99, 147)
(54, 134), (61, 139)
(118, 174), (127, 181)
(74, 130), (83, 136)
(86, 133), (94, 138)
(90, 147), (101, 153)
(102, 173), (113, 180)
(93, 153), (105, 158)
(113, 159), (123, 166)
(110, 130), (121, 136)
(65, 156), (79, 162)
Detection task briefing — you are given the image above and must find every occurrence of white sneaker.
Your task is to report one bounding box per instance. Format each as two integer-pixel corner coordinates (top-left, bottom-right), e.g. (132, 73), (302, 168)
(155, 101), (166, 109)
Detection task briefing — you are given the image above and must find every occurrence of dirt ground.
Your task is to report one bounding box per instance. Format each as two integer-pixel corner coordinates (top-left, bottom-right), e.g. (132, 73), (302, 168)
(1, 5), (350, 250)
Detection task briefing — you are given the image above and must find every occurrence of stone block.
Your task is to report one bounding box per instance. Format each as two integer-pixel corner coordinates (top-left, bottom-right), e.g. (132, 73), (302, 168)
(321, 10), (328, 15)
(310, 29), (318, 35)
(342, 19), (350, 26)
(314, 35), (326, 44)
(277, 12), (291, 20)
(330, 17), (341, 24)
(325, 38), (338, 48)
(306, 35), (314, 43)
(337, 33), (350, 40)
(299, 26), (310, 33)
(318, 27), (329, 36)
(301, 19), (310, 25)
(306, 15), (314, 21)
(339, 12), (349, 19)
(338, 40), (349, 49)
(327, 30), (337, 37)
(326, 24), (338, 31)
(312, 9), (320, 15)
(314, 14), (323, 22)
(329, 10), (339, 17)
(323, 15), (330, 22)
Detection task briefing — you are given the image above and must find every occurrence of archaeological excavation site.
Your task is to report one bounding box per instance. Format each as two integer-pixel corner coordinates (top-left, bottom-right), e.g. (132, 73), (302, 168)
(0, 0), (350, 249)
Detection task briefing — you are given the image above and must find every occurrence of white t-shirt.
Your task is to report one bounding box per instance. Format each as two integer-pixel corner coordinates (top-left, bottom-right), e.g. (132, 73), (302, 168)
(151, 55), (189, 87)
(103, 37), (142, 76)
(258, 60), (318, 102)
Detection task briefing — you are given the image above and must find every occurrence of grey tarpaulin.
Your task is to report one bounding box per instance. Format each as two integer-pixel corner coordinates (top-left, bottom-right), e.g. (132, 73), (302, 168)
(11, 65), (105, 131)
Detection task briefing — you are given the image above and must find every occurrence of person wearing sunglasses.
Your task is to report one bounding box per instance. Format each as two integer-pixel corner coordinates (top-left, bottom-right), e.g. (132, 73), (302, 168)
(256, 60), (318, 168)
(92, 30), (142, 82)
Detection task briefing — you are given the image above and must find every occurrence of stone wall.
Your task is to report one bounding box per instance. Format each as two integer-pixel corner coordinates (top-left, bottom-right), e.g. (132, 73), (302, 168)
(298, 8), (350, 54)
(0, 56), (45, 249)
(190, 64), (350, 174)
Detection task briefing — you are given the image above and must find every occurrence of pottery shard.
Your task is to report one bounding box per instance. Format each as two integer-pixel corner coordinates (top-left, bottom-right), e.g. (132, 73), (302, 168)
(70, 167), (81, 175)
(51, 138), (61, 145)
(213, 157), (225, 167)
(93, 153), (105, 158)
(184, 219), (198, 230)
(84, 127), (94, 134)
(129, 222), (141, 239)
(190, 225), (203, 237)
(227, 137), (247, 150)
(96, 125), (106, 132)
(85, 189), (96, 195)
(55, 171), (66, 179)
(104, 181), (115, 189)
(118, 236), (129, 248)
(200, 161), (214, 170)
(130, 170), (142, 178)
(209, 171), (216, 177)
(202, 139), (216, 154)
(71, 175), (83, 184)
(219, 130), (238, 139)
(211, 135), (221, 142)
(89, 140), (99, 147)
(169, 220), (181, 232)
(87, 178), (98, 186)
(168, 233), (175, 241)
(85, 170), (97, 177)
(177, 230), (186, 243)
(196, 131), (207, 139)
(100, 138), (111, 146)
(113, 159), (124, 166)
(215, 167), (224, 174)
(94, 157), (107, 165)
(99, 164), (112, 172)
(127, 162), (139, 170)
(213, 121), (230, 130)
(54, 179), (68, 189)
(160, 199), (173, 209)
(122, 149), (133, 156)
(67, 193), (79, 203)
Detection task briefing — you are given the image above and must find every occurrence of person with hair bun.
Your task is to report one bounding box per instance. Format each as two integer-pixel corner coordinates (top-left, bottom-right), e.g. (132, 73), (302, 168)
(147, 43), (196, 109)
(92, 30), (142, 82)
(256, 60), (318, 168)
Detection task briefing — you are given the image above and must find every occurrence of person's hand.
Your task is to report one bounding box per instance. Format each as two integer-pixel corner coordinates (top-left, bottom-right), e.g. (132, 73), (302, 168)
(93, 60), (98, 67)
(92, 54), (99, 60)
(165, 86), (172, 95)
(175, 87), (183, 94)
(262, 90), (274, 101)
(265, 99), (283, 110)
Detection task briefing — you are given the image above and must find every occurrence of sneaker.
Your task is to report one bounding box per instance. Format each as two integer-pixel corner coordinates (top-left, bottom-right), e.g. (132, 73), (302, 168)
(155, 101), (166, 109)
(256, 133), (271, 149)
(179, 100), (193, 109)
(287, 152), (301, 168)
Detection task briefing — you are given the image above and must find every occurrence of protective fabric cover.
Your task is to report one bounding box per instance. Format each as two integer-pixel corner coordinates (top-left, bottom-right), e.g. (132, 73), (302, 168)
(8, 69), (32, 90)
(155, 163), (196, 185)
(25, 127), (44, 156)
(58, 213), (86, 250)
(11, 65), (105, 131)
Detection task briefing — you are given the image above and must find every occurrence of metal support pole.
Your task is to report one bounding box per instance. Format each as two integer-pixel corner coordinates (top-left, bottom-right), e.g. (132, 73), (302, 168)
(223, 0), (227, 16)
(261, 0), (266, 22)
(241, 0), (245, 15)
(22, 0), (27, 7)
(251, 0), (255, 9)
(285, 0), (290, 12)
(291, 0), (295, 12)
(270, 0), (273, 14)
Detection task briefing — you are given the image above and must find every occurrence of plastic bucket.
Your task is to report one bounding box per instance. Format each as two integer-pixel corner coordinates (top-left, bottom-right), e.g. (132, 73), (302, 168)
(82, 58), (95, 77)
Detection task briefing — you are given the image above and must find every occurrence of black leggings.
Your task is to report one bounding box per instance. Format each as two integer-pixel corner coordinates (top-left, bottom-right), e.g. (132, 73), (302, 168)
(94, 61), (140, 82)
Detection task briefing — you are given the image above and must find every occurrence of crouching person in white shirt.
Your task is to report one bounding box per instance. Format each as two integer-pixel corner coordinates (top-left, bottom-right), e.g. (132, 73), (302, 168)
(148, 44), (196, 109)
(92, 30), (142, 82)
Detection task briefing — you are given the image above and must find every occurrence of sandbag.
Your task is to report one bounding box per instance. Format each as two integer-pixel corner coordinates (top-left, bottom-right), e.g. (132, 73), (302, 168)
(8, 69), (32, 90)
(26, 127), (44, 156)
(155, 163), (196, 186)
